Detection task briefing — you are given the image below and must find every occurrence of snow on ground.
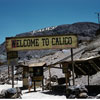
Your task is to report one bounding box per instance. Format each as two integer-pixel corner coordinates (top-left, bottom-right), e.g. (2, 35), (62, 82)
(22, 88), (66, 99)
(0, 81), (22, 91)
(0, 81), (66, 99)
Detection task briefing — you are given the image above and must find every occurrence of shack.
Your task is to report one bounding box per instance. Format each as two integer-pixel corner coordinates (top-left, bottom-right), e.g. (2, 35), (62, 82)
(61, 55), (100, 76)
(49, 55), (100, 94)
(17, 61), (46, 89)
(52, 55), (100, 86)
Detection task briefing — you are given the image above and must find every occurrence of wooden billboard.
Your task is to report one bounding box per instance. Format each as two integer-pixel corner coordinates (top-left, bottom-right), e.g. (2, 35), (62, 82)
(7, 51), (18, 60)
(6, 35), (78, 51)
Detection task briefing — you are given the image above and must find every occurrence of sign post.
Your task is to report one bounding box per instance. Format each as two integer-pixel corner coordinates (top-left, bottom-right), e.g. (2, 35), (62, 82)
(33, 80), (36, 92)
(7, 64), (10, 80)
(7, 51), (18, 88)
(71, 48), (75, 85)
(62, 62), (69, 89)
(32, 67), (43, 91)
(11, 65), (14, 88)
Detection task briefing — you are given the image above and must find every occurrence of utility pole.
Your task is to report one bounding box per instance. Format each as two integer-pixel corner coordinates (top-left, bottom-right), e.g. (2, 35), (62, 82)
(95, 12), (100, 29)
(11, 65), (14, 88)
(71, 48), (75, 85)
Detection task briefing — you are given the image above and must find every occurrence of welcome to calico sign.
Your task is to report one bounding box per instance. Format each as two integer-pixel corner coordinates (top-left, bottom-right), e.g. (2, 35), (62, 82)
(6, 34), (78, 51)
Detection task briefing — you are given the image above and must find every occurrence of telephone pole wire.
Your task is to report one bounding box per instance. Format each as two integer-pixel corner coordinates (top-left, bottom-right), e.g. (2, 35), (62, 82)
(95, 12), (100, 29)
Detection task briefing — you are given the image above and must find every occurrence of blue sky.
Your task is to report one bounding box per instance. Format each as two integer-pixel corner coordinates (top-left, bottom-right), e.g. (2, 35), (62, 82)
(0, 0), (100, 44)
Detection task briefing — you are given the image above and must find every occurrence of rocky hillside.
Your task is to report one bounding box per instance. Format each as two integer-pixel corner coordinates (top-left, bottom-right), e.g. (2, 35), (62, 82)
(81, 35), (100, 58)
(0, 22), (99, 60)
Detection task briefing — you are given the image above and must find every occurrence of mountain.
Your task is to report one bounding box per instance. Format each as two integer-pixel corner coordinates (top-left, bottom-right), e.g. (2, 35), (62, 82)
(16, 22), (99, 37)
(16, 22), (99, 43)
(0, 22), (99, 60)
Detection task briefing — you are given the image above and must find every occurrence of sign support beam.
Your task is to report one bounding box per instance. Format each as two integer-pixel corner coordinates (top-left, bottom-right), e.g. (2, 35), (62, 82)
(11, 65), (14, 88)
(62, 62), (69, 90)
(33, 80), (36, 92)
(65, 68), (68, 89)
(71, 48), (75, 85)
(48, 66), (51, 90)
(8, 65), (10, 79)
(88, 74), (90, 86)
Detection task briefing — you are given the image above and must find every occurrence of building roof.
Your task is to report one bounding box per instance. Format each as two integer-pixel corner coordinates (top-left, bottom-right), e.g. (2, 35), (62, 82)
(63, 55), (100, 63)
(18, 60), (46, 67)
(28, 62), (46, 67)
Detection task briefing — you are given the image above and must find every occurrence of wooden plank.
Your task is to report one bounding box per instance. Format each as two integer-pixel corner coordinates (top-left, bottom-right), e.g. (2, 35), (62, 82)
(89, 60), (100, 71)
(92, 60), (100, 70)
(71, 48), (75, 85)
(60, 64), (62, 68)
(49, 66), (63, 69)
(88, 74), (90, 86)
(62, 62), (69, 73)
(33, 76), (43, 81)
(7, 51), (18, 60)
(74, 63), (87, 75)
(11, 66), (14, 88)
(65, 73), (68, 88)
(48, 66), (51, 90)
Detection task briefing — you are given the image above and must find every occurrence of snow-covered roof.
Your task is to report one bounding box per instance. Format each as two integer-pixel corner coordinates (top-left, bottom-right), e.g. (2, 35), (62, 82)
(18, 61), (46, 67)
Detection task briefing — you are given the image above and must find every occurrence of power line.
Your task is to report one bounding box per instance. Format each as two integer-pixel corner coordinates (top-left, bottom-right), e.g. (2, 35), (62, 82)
(95, 12), (100, 29)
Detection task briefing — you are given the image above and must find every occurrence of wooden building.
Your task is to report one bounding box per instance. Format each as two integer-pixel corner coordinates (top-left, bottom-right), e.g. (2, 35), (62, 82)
(46, 55), (100, 88)
(61, 55), (100, 76)
(17, 61), (46, 88)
